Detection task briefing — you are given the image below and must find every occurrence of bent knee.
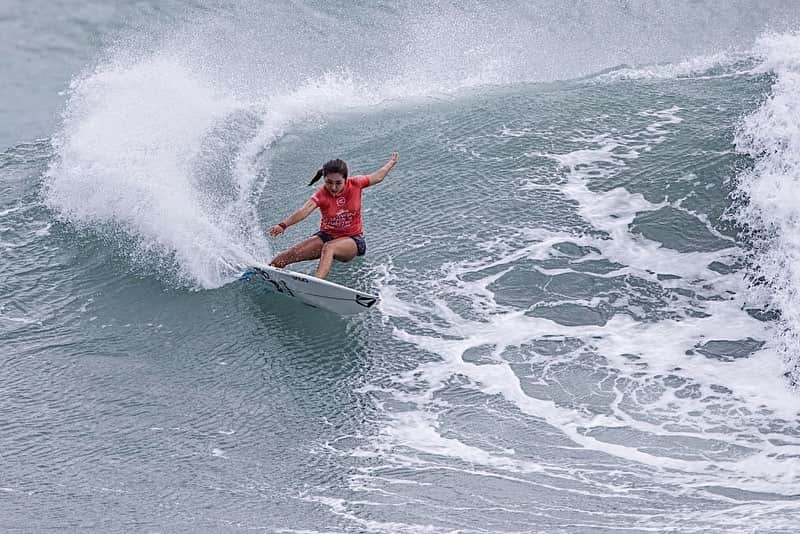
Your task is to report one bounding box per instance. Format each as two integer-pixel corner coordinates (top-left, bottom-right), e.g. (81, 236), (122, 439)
(320, 243), (336, 257)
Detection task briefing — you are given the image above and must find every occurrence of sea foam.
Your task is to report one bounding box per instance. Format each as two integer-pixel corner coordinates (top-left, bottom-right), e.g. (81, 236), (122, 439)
(733, 32), (800, 384)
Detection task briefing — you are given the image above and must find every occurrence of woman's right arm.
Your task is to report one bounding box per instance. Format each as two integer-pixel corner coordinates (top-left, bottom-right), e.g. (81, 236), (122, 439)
(269, 199), (318, 237)
(367, 152), (399, 186)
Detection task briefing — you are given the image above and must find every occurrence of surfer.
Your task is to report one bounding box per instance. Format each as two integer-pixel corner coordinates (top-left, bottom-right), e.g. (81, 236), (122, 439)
(268, 152), (399, 279)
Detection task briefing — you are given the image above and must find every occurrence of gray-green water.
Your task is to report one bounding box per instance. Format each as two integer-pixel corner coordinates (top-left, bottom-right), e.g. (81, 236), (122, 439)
(3, 2), (800, 532)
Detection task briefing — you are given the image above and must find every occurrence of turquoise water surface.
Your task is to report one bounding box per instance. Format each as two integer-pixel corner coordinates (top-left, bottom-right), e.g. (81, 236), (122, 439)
(3, 1), (800, 532)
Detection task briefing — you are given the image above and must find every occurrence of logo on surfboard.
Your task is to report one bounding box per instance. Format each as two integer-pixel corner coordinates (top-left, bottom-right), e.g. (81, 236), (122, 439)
(355, 294), (377, 308)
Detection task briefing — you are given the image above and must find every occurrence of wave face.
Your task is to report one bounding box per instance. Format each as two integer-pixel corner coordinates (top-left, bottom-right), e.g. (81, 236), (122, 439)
(41, 0), (800, 288)
(4, 1), (800, 532)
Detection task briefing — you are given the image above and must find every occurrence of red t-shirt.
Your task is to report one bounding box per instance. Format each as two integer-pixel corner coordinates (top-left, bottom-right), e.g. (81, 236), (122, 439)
(310, 175), (371, 238)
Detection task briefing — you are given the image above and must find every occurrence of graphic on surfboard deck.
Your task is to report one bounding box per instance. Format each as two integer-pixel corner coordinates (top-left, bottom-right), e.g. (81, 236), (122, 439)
(241, 265), (379, 315)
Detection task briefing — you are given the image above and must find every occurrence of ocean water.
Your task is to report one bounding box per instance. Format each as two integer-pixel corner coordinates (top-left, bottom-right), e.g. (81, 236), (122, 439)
(3, 1), (800, 532)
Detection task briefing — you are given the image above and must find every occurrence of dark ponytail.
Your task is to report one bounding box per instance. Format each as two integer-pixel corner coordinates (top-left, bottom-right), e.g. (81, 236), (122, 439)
(308, 168), (324, 186)
(308, 158), (348, 186)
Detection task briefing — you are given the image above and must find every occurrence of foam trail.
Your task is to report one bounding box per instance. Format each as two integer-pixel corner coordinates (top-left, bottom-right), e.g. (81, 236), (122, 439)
(538, 106), (738, 280)
(375, 254), (798, 495)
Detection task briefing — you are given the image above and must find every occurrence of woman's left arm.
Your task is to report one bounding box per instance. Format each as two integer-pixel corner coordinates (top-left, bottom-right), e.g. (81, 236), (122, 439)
(367, 152), (399, 186)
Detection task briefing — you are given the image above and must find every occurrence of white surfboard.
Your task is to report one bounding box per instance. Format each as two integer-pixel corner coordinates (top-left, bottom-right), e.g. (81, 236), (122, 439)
(241, 264), (379, 315)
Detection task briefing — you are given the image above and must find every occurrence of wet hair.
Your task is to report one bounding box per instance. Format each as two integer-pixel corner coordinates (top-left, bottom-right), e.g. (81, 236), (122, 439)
(308, 158), (348, 186)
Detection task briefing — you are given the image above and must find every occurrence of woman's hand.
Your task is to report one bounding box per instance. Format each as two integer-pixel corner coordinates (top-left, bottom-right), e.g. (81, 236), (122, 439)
(368, 152), (400, 186)
(269, 224), (285, 237)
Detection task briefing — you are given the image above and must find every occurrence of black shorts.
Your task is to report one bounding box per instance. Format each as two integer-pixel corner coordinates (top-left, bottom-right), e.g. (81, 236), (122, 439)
(314, 231), (366, 256)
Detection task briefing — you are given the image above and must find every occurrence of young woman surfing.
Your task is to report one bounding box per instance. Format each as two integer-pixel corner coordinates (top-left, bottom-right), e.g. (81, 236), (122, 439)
(268, 152), (399, 279)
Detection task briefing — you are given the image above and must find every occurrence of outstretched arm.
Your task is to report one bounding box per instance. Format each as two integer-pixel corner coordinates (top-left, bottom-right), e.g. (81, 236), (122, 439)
(367, 152), (399, 186)
(269, 199), (317, 237)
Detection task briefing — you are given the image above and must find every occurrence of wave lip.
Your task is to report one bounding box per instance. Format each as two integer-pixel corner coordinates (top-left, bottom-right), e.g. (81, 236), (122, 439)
(591, 51), (754, 82)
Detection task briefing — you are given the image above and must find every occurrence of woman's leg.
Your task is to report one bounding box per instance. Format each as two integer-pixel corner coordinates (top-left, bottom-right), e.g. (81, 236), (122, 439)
(314, 237), (358, 279)
(270, 236), (325, 268)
